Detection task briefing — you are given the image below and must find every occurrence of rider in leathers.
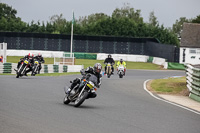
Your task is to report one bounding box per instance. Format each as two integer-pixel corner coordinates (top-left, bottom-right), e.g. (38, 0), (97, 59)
(67, 63), (102, 98)
(104, 54), (115, 74)
(16, 53), (34, 76)
(34, 53), (45, 74)
(116, 59), (126, 76)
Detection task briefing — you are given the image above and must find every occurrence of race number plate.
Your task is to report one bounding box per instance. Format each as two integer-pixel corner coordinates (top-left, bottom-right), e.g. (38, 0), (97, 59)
(24, 60), (28, 64)
(87, 83), (93, 89)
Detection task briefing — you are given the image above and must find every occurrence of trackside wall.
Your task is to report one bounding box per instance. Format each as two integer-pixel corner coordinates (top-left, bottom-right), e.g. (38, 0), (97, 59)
(186, 64), (200, 102)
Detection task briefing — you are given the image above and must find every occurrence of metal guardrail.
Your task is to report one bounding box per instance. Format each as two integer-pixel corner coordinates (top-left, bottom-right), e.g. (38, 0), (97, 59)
(186, 64), (200, 102)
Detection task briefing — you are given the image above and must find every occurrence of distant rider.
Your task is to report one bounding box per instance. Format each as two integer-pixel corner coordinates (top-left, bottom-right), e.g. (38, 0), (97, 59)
(16, 53), (34, 76)
(67, 63), (102, 98)
(34, 53), (45, 74)
(0, 55), (3, 63)
(104, 54), (115, 74)
(116, 59), (126, 76)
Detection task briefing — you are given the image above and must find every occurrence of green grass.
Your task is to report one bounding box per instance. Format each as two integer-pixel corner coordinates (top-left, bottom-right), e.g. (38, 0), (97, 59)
(7, 56), (162, 70)
(150, 77), (187, 94)
(75, 59), (162, 70)
(126, 62), (161, 70)
(7, 56), (54, 64)
(7, 56), (23, 63)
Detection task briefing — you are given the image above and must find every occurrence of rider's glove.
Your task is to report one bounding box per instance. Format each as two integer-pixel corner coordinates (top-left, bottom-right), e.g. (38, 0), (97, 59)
(80, 69), (85, 75)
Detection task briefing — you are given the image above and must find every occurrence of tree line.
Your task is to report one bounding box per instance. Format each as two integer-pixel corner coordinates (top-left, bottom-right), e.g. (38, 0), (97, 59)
(0, 3), (199, 46)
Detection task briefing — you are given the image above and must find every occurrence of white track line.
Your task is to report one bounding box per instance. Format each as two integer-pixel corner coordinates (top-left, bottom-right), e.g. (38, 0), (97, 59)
(144, 79), (200, 115)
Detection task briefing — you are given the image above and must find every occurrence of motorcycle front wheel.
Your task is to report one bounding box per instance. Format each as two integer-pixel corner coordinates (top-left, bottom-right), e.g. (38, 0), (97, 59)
(63, 95), (71, 104)
(74, 91), (89, 107)
(119, 74), (123, 78)
(16, 65), (25, 78)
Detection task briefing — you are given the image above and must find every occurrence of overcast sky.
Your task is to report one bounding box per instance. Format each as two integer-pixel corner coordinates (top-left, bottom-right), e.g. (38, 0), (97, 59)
(1, 0), (200, 28)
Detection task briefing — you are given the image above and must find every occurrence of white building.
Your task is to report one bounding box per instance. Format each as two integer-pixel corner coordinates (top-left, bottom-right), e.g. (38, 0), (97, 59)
(180, 23), (200, 65)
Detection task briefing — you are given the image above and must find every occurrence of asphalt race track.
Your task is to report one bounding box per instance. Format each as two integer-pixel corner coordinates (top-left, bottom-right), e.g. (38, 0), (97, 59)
(0, 70), (200, 133)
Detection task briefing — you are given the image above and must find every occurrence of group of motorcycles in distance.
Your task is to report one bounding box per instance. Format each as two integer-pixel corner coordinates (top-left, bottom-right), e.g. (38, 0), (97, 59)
(15, 57), (42, 78)
(104, 62), (125, 78)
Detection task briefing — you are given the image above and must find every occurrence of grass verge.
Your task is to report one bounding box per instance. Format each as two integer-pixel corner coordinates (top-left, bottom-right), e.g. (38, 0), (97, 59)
(149, 77), (188, 95)
(7, 56), (163, 70)
(3, 56), (165, 77)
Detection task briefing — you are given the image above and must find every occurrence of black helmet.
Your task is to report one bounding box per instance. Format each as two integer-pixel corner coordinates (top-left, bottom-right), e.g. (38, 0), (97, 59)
(94, 63), (102, 74)
(108, 54), (112, 58)
(38, 53), (42, 57)
(120, 59), (123, 63)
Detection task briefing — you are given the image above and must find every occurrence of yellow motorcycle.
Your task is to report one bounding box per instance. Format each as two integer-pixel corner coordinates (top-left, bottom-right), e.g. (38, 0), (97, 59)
(31, 59), (40, 76)
(106, 63), (112, 78)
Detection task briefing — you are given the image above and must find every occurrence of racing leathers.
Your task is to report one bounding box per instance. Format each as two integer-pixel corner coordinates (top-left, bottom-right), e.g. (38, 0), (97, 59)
(17, 55), (34, 75)
(34, 56), (45, 74)
(67, 66), (102, 98)
(104, 57), (115, 74)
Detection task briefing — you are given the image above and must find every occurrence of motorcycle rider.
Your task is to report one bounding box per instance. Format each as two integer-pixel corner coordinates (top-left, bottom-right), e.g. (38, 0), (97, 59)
(67, 63), (102, 98)
(34, 53), (45, 74)
(16, 53), (34, 76)
(104, 54), (115, 74)
(116, 59), (126, 76)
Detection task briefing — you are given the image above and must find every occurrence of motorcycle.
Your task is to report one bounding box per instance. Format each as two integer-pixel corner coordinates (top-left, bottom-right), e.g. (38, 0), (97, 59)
(117, 65), (125, 78)
(16, 59), (30, 78)
(105, 63), (112, 78)
(63, 74), (98, 107)
(31, 59), (40, 76)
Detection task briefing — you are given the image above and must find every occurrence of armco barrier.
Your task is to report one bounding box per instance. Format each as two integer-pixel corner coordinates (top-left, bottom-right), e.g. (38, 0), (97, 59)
(186, 64), (200, 102)
(0, 63), (83, 74)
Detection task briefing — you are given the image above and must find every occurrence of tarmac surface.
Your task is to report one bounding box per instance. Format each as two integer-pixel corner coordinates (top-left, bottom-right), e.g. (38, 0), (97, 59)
(1, 70), (200, 133)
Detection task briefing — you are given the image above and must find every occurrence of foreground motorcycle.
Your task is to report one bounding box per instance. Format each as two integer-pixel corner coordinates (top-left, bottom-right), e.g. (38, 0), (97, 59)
(117, 65), (125, 78)
(63, 74), (98, 107)
(105, 63), (112, 78)
(16, 59), (30, 78)
(31, 59), (40, 76)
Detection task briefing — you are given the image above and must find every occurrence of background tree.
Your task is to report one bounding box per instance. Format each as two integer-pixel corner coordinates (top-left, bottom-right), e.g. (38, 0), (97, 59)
(0, 3), (26, 32)
(148, 11), (159, 27)
(0, 2), (181, 46)
(112, 3), (143, 23)
(172, 17), (190, 37)
(78, 13), (109, 26)
(0, 3), (17, 20)
(49, 14), (69, 34)
(191, 15), (200, 23)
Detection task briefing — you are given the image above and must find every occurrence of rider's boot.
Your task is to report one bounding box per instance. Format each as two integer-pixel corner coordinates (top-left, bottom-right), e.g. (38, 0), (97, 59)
(87, 92), (97, 99)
